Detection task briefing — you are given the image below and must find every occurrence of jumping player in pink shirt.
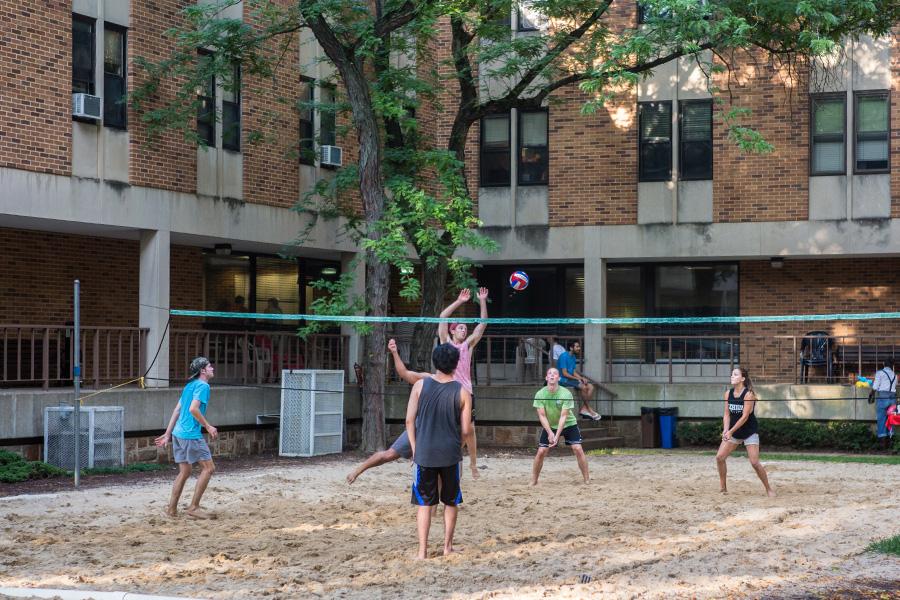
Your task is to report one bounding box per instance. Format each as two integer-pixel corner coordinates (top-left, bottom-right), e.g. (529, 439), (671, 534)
(438, 287), (488, 478)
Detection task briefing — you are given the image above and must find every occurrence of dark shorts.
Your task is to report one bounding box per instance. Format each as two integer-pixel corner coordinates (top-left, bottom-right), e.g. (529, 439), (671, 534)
(538, 424), (582, 448)
(411, 463), (462, 506)
(390, 431), (413, 459)
(173, 436), (212, 464)
(560, 380), (582, 389)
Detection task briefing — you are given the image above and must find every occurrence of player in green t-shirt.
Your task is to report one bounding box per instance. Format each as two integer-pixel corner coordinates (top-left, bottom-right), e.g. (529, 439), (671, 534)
(531, 367), (590, 485)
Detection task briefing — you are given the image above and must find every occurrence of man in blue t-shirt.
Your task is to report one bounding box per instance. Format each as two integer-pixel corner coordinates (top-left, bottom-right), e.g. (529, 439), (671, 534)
(557, 341), (601, 421)
(155, 357), (218, 519)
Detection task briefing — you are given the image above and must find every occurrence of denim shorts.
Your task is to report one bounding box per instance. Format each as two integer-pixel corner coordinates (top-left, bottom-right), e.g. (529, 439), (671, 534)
(173, 436), (212, 464)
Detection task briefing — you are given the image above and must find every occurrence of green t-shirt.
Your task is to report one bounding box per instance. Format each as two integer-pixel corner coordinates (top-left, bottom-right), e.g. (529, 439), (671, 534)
(533, 386), (576, 428)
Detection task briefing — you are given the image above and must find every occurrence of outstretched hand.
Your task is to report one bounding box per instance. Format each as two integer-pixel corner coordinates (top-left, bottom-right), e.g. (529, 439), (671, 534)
(388, 338), (398, 353)
(457, 288), (472, 303)
(477, 287), (489, 302)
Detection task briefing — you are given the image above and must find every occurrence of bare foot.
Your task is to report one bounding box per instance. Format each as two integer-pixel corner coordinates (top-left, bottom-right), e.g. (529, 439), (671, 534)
(531, 479), (539, 486)
(186, 508), (213, 520)
(470, 465), (480, 479)
(766, 489), (777, 497)
(719, 488), (728, 494)
(443, 545), (464, 556)
(165, 507), (178, 518)
(583, 478), (590, 484)
(413, 552), (427, 560)
(346, 469), (361, 485)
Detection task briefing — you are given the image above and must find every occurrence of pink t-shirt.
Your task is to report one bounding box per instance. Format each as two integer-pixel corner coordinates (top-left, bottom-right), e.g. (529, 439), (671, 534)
(450, 340), (473, 393)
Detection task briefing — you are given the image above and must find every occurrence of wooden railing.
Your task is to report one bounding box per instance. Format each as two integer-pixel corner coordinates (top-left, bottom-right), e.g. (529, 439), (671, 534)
(0, 325), (147, 389)
(170, 329), (349, 384)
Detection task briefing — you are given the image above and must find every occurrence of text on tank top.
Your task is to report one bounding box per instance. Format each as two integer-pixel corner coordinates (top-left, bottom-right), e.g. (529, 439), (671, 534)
(450, 340), (473, 393)
(413, 377), (463, 467)
(727, 387), (758, 439)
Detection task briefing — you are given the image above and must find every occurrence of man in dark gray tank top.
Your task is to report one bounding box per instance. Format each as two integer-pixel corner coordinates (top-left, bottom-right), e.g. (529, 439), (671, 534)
(406, 343), (473, 560)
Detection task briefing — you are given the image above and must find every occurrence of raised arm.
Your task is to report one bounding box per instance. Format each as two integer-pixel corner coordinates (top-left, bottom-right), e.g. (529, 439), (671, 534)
(438, 288), (470, 343)
(388, 339), (428, 384)
(466, 287), (489, 348)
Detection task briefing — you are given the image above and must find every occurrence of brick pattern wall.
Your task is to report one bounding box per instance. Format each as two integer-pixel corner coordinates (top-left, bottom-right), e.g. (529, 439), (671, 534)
(739, 258), (900, 381)
(240, 0), (300, 208)
(128, 0), (196, 192)
(0, 1), (71, 175)
(892, 26), (900, 218)
(0, 228), (139, 325)
(712, 52), (809, 222)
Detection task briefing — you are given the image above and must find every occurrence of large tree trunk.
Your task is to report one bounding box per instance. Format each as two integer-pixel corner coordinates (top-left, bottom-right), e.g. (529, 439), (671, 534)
(308, 17), (389, 451)
(409, 256), (450, 371)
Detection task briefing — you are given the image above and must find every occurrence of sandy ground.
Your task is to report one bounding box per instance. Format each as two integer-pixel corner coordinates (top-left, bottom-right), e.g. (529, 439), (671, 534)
(0, 451), (898, 600)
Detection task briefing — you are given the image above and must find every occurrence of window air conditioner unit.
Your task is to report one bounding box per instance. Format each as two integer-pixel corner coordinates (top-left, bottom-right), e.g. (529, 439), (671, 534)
(320, 145), (343, 167)
(72, 93), (103, 120)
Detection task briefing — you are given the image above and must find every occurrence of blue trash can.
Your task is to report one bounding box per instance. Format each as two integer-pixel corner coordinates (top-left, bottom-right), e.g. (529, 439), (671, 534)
(658, 407), (678, 448)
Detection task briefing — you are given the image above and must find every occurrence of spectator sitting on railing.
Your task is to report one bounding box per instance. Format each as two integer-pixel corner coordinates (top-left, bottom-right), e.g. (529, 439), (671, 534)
(548, 336), (566, 367)
(558, 341), (601, 421)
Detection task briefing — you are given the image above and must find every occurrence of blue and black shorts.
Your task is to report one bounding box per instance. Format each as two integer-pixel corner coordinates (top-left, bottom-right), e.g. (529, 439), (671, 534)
(411, 463), (462, 506)
(538, 424), (582, 448)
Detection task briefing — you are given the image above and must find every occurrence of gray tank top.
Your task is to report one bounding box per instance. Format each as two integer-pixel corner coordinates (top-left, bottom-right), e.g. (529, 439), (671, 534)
(413, 377), (462, 467)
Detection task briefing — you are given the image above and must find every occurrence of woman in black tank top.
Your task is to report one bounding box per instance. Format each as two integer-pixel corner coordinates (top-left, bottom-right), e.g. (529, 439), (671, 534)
(715, 367), (776, 497)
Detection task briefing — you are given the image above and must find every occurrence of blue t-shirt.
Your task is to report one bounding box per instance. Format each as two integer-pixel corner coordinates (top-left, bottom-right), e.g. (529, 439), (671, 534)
(557, 351), (578, 386)
(172, 379), (210, 440)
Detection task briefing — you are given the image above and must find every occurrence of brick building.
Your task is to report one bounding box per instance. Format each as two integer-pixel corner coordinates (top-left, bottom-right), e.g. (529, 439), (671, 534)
(1, 0), (899, 391)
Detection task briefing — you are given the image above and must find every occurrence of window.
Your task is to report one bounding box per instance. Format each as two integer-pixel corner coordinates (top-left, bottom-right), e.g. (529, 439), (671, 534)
(517, 4), (542, 31)
(298, 77), (315, 165)
(810, 94), (845, 175)
(679, 100), (712, 180)
(196, 51), (215, 146)
(222, 63), (241, 151)
(854, 91), (889, 173)
(320, 84), (337, 147)
(480, 115), (511, 186)
(72, 15), (95, 95)
(637, 3), (670, 24)
(518, 109), (548, 185)
(103, 25), (126, 129)
(639, 101), (672, 181)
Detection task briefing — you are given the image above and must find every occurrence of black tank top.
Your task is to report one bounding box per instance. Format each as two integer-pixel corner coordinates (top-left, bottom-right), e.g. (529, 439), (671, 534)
(413, 377), (462, 467)
(727, 387), (758, 439)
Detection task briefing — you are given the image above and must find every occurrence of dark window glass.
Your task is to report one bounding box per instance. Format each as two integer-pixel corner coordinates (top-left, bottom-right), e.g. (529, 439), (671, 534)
(639, 102), (672, 181)
(299, 77), (315, 165)
(679, 100), (712, 180)
(103, 25), (126, 129)
(637, 3), (670, 23)
(517, 4), (542, 30)
(320, 84), (337, 147)
(222, 63), (241, 151)
(480, 114), (510, 186)
(196, 51), (215, 146)
(72, 16), (95, 95)
(518, 110), (548, 185)
(854, 92), (889, 173)
(810, 95), (845, 175)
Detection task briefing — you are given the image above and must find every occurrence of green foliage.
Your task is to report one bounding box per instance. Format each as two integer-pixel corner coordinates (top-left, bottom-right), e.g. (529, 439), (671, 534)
(0, 450), (67, 483)
(678, 419), (897, 453)
(866, 535), (900, 556)
(81, 463), (170, 475)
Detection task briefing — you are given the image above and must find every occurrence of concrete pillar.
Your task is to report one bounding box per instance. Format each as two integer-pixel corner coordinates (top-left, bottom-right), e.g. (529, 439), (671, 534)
(342, 252), (366, 382)
(583, 257), (607, 382)
(140, 229), (170, 387)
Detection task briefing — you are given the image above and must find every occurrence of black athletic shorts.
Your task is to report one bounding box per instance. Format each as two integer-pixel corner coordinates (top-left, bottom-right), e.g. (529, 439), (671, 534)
(538, 424), (582, 448)
(411, 463), (462, 506)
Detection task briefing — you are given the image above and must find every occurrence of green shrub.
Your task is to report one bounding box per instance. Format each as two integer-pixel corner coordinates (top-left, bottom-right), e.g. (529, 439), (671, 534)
(0, 450), (67, 483)
(866, 535), (900, 556)
(677, 418), (887, 452)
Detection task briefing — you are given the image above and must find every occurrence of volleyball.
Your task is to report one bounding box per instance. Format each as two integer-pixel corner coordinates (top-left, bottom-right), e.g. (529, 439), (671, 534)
(509, 270), (529, 291)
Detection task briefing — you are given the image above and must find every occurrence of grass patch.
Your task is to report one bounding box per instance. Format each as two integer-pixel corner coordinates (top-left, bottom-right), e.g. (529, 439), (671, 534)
(0, 449), (168, 482)
(866, 535), (900, 556)
(698, 451), (900, 465)
(82, 463), (169, 475)
(587, 448), (683, 456)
